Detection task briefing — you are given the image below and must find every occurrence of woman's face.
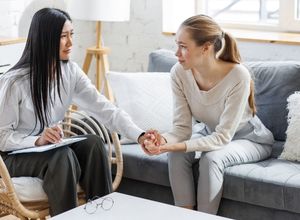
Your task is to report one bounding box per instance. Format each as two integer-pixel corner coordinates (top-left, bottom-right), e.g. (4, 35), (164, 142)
(175, 28), (205, 70)
(60, 20), (73, 61)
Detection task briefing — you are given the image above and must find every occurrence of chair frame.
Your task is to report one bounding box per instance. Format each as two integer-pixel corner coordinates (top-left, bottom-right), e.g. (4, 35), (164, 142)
(0, 109), (123, 219)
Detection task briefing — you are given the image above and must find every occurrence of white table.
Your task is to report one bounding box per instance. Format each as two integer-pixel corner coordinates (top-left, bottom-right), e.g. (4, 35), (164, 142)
(51, 192), (232, 220)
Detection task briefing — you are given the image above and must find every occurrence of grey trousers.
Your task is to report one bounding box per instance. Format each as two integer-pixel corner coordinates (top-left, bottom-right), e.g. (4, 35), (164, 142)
(168, 139), (272, 214)
(2, 134), (112, 216)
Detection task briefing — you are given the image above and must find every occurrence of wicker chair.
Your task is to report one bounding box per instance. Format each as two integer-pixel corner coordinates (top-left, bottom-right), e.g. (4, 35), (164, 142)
(0, 109), (123, 219)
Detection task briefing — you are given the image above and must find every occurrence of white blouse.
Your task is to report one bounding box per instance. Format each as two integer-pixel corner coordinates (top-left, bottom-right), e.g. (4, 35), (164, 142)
(0, 61), (143, 151)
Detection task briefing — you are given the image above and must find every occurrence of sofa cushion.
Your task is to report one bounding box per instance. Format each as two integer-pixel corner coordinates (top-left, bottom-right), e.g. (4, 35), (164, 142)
(279, 92), (300, 161)
(271, 141), (284, 158)
(246, 62), (300, 141)
(117, 143), (170, 187)
(12, 177), (47, 202)
(223, 158), (300, 214)
(11, 177), (83, 202)
(117, 141), (296, 214)
(148, 49), (177, 72)
(107, 71), (173, 143)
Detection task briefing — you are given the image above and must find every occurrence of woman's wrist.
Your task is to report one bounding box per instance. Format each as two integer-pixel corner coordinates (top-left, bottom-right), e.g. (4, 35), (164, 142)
(161, 142), (186, 152)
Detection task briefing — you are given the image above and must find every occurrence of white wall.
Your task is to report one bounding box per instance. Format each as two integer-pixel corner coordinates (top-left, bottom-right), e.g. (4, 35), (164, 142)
(0, 0), (96, 80)
(102, 0), (175, 72)
(0, 0), (28, 37)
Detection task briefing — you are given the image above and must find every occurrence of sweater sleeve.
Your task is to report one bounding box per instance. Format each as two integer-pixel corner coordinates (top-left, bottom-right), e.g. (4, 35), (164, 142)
(163, 65), (193, 144)
(185, 77), (251, 152)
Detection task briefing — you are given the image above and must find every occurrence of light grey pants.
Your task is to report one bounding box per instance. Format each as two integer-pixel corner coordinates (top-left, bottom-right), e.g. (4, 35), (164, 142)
(168, 139), (272, 214)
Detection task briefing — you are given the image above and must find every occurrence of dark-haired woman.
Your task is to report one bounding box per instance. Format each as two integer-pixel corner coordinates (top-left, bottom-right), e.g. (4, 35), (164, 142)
(0, 8), (147, 216)
(144, 15), (274, 214)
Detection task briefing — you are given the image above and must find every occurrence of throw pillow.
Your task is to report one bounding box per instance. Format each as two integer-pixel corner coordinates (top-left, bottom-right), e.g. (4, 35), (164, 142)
(279, 92), (300, 161)
(107, 72), (173, 143)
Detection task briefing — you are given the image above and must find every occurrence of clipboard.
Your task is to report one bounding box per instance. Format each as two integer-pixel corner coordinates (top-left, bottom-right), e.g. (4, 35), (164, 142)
(8, 137), (87, 155)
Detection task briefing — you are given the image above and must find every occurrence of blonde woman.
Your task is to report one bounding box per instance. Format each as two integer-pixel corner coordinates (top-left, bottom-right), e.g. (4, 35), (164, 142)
(144, 15), (274, 214)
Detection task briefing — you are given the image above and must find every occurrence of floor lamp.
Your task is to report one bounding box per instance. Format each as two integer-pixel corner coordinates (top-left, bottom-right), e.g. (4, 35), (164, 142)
(67, 0), (130, 100)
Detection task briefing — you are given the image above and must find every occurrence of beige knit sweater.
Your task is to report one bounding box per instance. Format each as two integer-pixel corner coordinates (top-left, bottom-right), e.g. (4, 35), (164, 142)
(163, 62), (253, 152)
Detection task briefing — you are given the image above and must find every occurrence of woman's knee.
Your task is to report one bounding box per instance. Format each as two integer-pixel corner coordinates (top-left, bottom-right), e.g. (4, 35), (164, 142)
(53, 147), (76, 161)
(48, 147), (81, 176)
(84, 134), (104, 146)
(199, 151), (224, 171)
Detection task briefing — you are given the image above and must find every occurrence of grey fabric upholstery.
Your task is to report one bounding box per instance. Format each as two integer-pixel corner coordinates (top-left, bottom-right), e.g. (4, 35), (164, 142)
(114, 49), (300, 220)
(116, 141), (300, 214)
(223, 158), (300, 214)
(246, 62), (300, 141)
(148, 49), (177, 72)
(118, 144), (170, 187)
(218, 199), (300, 220)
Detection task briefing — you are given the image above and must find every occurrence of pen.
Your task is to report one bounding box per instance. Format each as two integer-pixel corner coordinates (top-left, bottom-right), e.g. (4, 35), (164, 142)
(53, 120), (64, 139)
(58, 120), (64, 139)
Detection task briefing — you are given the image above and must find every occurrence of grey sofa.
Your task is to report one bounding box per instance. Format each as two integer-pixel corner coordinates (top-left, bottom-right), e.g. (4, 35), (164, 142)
(113, 49), (300, 220)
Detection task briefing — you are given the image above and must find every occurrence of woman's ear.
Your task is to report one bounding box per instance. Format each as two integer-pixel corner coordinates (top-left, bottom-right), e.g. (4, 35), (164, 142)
(202, 42), (213, 53)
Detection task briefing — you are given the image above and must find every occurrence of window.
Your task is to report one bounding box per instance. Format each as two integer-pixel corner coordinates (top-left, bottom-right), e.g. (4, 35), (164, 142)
(204, 0), (279, 24)
(163, 0), (300, 33)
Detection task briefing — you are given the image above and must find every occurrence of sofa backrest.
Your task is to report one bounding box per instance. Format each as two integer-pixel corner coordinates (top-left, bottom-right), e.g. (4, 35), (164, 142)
(148, 49), (177, 72)
(246, 62), (300, 141)
(148, 49), (300, 141)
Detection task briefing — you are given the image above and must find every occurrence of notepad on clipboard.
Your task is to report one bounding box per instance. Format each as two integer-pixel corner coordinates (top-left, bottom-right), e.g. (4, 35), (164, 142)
(8, 137), (87, 155)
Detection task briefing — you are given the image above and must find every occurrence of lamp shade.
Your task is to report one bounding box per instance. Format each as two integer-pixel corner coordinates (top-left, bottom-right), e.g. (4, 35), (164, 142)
(67, 0), (130, 21)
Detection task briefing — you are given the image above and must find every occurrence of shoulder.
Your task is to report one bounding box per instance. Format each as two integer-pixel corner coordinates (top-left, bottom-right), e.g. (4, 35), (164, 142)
(61, 60), (80, 73)
(61, 61), (87, 83)
(232, 64), (251, 81)
(229, 63), (251, 84)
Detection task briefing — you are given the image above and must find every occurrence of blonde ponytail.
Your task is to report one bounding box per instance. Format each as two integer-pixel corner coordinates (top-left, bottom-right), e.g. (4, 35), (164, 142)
(219, 32), (241, 64)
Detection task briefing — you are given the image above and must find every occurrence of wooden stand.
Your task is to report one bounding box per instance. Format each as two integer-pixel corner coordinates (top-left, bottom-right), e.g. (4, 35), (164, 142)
(82, 21), (114, 101)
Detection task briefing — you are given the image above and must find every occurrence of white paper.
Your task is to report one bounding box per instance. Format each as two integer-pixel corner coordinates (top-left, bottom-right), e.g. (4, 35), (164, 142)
(8, 137), (87, 155)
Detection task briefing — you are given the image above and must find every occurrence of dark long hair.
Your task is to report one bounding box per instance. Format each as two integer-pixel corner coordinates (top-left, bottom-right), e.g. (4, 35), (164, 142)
(10, 8), (72, 134)
(180, 15), (256, 115)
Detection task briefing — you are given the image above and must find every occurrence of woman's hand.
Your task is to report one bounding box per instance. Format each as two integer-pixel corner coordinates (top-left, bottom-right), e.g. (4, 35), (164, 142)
(35, 125), (63, 146)
(138, 129), (165, 155)
(143, 130), (168, 155)
(144, 138), (161, 155)
(145, 141), (187, 155)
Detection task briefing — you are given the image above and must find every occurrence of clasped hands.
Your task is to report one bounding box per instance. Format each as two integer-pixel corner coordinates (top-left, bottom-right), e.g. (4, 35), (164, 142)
(138, 129), (166, 156)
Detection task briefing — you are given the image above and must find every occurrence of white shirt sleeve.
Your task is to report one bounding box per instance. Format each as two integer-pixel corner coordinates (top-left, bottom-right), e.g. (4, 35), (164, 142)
(0, 78), (40, 151)
(71, 63), (144, 142)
